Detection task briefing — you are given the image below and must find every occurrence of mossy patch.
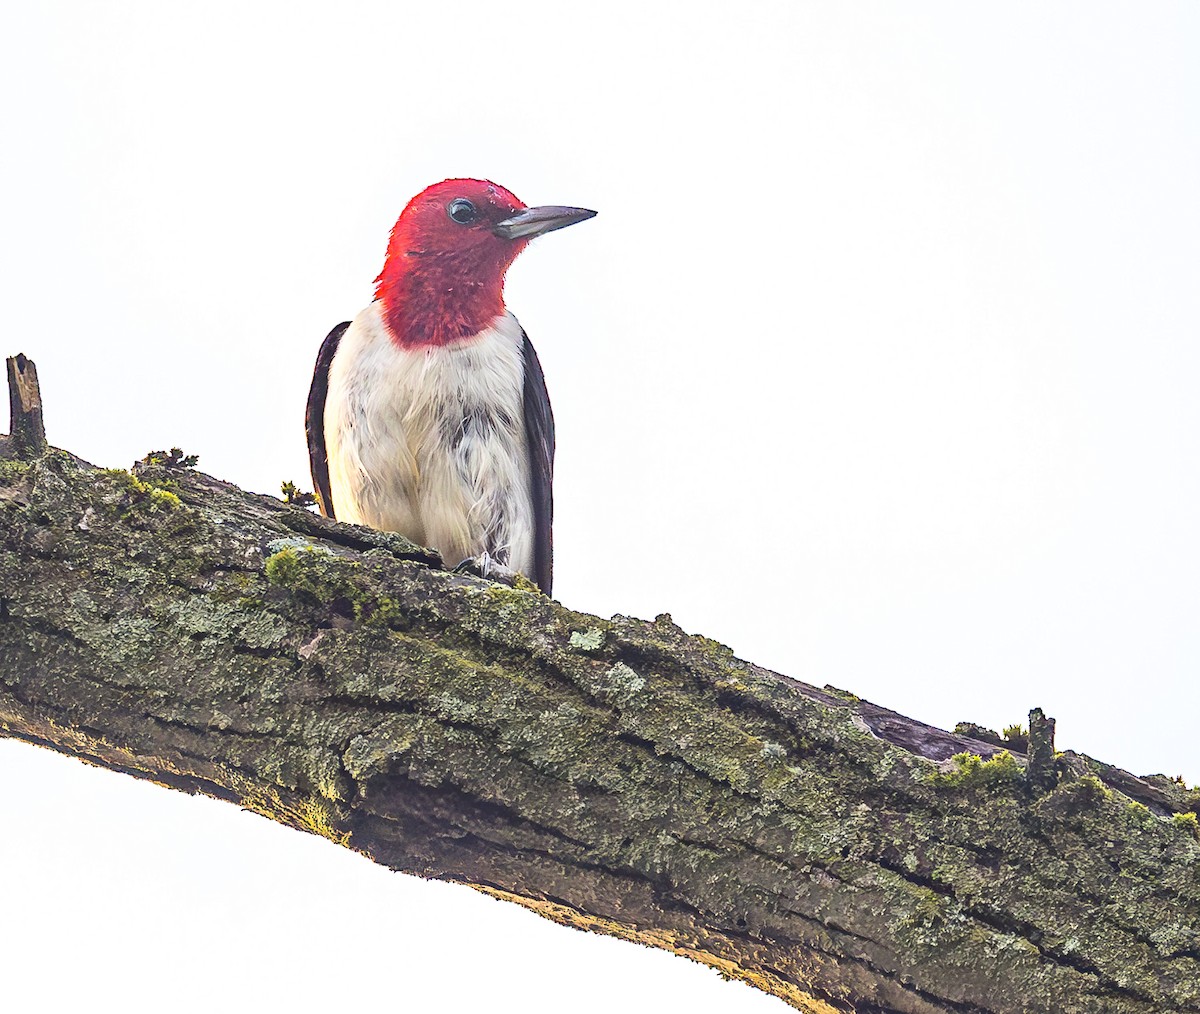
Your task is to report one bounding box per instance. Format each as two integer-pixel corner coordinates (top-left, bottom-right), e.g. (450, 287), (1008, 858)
(0, 460), (31, 485)
(1172, 811), (1200, 838)
(263, 544), (405, 627)
(292, 796), (350, 844)
(98, 468), (183, 511)
(930, 750), (1022, 790)
(1068, 773), (1111, 801)
(1002, 724), (1029, 752)
(279, 480), (318, 509)
(265, 545), (357, 602)
(512, 573), (540, 594)
(148, 487), (182, 508)
(1037, 773), (1112, 814)
(242, 786), (351, 846)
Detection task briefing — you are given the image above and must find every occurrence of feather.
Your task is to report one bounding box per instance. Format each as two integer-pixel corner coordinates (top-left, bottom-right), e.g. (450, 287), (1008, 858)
(522, 331), (555, 595)
(306, 321), (350, 518)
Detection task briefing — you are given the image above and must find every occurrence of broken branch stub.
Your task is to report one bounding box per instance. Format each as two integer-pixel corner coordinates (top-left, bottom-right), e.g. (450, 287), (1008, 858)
(6, 354), (46, 459)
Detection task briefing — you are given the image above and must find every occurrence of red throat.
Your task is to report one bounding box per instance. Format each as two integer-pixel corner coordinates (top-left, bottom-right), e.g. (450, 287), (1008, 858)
(375, 250), (514, 348)
(373, 180), (528, 349)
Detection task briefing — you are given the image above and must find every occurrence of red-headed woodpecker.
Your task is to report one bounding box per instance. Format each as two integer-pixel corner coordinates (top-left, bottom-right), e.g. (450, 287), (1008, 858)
(306, 179), (595, 594)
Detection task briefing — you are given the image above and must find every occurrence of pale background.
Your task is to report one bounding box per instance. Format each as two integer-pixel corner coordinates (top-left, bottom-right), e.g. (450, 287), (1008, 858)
(1, 3), (1197, 1011)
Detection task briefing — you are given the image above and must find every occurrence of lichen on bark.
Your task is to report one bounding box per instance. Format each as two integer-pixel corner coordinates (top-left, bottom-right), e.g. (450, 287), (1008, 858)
(0, 446), (1197, 1014)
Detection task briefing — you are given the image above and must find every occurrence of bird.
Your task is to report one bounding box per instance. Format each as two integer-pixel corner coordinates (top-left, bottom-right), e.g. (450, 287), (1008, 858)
(306, 179), (595, 596)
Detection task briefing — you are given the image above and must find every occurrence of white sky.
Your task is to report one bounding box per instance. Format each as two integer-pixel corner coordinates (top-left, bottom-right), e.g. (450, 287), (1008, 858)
(1, 3), (1197, 1011)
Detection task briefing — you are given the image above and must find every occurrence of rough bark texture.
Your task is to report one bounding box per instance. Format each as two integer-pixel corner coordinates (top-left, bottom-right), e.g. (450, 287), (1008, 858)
(1, 441), (1198, 1012)
(6, 354), (46, 459)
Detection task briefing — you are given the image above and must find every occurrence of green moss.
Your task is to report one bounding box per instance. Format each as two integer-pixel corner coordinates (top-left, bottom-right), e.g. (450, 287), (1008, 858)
(1060, 773), (1112, 804)
(98, 468), (182, 512)
(483, 583), (535, 605)
(36, 448), (76, 472)
(930, 750), (1022, 790)
(98, 467), (138, 489)
(265, 545), (355, 601)
(1076, 773), (1109, 795)
(148, 486), (182, 508)
(264, 546), (313, 587)
(242, 787), (351, 846)
(1172, 811), (1200, 837)
(263, 544), (405, 627)
(512, 573), (540, 593)
(279, 480), (318, 509)
(365, 595), (405, 627)
(692, 634), (734, 658)
(0, 460), (30, 484)
(1002, 724), (1029, 751)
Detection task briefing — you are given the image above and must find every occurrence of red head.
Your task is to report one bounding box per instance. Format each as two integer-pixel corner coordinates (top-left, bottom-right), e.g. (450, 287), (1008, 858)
(374, 179), (595, 348)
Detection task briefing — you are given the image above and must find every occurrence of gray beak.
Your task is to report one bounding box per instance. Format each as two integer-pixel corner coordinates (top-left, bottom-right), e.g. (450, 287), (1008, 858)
(493, 205), (597, 240)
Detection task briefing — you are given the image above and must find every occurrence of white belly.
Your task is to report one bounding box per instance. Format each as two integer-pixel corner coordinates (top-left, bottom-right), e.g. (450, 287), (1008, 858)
(323, 302), (534, 574)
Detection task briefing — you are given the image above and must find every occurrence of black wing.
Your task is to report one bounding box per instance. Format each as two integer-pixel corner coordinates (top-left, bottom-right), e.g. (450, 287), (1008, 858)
(306, 321), (350, 519)
(522, 331), (555, 595)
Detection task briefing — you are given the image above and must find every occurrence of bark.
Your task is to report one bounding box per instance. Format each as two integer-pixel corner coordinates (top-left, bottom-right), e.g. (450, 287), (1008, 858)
(0, 363), (1198, 1014)
(6, 355), (46, 459)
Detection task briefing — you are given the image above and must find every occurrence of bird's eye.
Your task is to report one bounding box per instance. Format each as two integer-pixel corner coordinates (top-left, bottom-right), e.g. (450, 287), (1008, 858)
(448, 198), (477, 225)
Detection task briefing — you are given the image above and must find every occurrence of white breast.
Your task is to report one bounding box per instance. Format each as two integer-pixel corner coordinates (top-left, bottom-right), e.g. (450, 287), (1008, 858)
(323, 302), (534, 575)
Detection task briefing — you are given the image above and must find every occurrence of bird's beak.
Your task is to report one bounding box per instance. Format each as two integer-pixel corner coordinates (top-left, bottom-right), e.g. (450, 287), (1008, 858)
(493, 205), (597, 240)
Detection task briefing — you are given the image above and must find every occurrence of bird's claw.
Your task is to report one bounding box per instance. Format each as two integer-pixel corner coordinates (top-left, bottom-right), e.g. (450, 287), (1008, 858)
(452, 553), (519, 586)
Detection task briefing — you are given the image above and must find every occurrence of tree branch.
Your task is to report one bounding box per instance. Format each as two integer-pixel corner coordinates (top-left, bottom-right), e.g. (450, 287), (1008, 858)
(0, 358), (1197, 1014)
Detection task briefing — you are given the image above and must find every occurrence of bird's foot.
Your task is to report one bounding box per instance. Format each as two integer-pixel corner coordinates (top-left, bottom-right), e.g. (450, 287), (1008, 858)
(452, 552), (519, 586)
